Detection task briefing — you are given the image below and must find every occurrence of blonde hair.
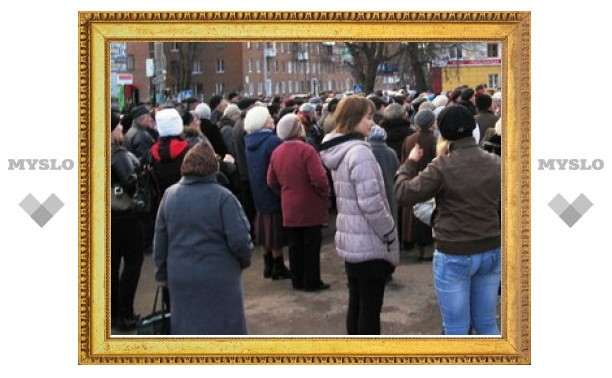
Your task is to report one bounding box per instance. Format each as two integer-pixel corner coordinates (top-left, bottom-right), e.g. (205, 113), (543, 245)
(436, 137), (451, 157)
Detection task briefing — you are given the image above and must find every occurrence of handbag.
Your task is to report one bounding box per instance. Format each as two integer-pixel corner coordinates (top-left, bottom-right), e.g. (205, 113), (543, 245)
(136, 285), (171, 335)
(111, 185), (135, 211)
(413, 199), (436, 227)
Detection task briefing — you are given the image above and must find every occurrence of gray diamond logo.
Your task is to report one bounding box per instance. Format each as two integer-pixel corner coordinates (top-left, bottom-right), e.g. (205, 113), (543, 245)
(548, 193), (592, 227)
(19, 194), (64, 227)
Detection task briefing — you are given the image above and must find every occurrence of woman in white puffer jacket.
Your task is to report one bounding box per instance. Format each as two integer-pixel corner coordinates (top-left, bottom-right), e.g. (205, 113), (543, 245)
(319, 96), (399, 335)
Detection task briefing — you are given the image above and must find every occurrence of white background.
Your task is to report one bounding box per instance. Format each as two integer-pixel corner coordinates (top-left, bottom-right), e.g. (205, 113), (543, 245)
(0, 0), (609, 376)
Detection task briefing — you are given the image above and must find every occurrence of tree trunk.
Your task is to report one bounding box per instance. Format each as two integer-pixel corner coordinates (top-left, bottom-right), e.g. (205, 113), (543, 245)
(407, 43), (428, 93)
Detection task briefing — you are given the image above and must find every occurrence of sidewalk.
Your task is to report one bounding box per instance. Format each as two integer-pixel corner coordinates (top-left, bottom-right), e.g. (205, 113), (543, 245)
(118, 219), (443, 336)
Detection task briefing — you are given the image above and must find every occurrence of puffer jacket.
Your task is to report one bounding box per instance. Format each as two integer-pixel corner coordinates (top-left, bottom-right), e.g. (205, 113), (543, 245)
(394, 137), (501, 255)
(319, 133), (399, 267)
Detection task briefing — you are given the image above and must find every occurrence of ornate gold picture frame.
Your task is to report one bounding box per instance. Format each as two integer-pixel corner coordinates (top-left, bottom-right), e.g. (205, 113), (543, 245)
(78, 11), (530, 364)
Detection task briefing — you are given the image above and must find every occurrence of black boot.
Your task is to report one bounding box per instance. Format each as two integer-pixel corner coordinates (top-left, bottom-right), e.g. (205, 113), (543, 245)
(263, 252), (273, 279)
(271, 256), (291, 280)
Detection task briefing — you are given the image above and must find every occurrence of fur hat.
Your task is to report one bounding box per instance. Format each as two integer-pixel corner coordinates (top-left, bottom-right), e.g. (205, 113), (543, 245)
(181, 142), (219, 177)
(437, 105), (476, 141)
(276, 114), (303, 140)
(155, 108), (183, 137)
(195, 103), (211, 120)
(244, 106), (270, 134)
(414, 109), (436, 130)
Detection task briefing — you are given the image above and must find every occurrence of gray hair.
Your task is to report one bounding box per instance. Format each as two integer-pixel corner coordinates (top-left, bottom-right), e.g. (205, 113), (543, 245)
(383, 103), (407, 121)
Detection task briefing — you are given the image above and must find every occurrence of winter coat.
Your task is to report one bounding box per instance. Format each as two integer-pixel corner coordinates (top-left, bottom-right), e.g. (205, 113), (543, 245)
(380, 118), (414, 160)
(218, 116), (236, 157)
(245, 129), (282, 213)
(232, 117), (249, 181)
(474, 110), (500, 144)
(400, 130), (438, 244)
(319, 133), (399, 267)
(111, 144), (140, 219)
(200, 119), (227, 158)
(150, 137), (190, 196)
(394, 137), (501, 255)
(154, 174), (253, 335)
(267, 139), (330, 227)
(123, 124), (156, 160)
(368, 140), (399, 228)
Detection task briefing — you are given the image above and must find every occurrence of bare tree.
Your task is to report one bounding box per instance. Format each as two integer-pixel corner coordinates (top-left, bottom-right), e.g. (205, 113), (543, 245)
(344, 42), (408, 94)
(174, 42), (202, 93)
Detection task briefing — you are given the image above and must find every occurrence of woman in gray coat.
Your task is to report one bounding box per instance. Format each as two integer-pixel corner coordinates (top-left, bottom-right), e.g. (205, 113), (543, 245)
(154, 142), (253, 335)
(319, 97), (399, 335)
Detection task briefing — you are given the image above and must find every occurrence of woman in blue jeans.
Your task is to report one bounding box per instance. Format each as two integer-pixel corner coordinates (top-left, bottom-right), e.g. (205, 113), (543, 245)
(394, 105), (502, 335)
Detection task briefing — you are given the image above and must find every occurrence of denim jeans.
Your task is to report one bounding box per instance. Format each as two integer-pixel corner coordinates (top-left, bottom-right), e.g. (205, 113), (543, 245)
(433, 247), (501, 335)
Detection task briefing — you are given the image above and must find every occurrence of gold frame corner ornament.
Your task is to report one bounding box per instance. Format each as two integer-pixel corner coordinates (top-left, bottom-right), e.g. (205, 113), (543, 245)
(78, 11), (530, 365)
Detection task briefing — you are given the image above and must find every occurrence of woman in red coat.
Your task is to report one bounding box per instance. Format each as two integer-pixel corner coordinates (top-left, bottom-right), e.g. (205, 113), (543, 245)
(267, 114), (331, 292)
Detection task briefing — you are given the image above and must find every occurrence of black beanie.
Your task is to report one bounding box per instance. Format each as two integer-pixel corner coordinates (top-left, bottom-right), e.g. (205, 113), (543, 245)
(437, 105), (476, 141)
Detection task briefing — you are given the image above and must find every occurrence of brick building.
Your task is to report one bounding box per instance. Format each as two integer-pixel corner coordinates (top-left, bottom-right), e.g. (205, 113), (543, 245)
(117, 42), (357, 105)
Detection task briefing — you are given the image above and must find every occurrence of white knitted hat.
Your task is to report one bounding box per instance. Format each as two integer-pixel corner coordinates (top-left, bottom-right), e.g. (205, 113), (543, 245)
(155, 108), (183, 137)
(244, 106), (270, 134)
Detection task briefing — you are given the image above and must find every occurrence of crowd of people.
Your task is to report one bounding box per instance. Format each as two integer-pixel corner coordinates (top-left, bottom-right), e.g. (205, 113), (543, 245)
(110, 84), (502, 336)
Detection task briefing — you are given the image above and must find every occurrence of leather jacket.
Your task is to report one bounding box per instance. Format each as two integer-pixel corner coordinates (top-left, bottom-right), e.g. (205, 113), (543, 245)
(394, 137), (501, 255)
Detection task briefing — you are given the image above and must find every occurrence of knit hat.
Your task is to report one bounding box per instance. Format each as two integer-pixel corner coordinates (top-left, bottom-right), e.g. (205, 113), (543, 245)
(276, 114), (303, 140)
(436, 105), (476, 141)
(367, 125), (387, 142)
(111, 111), (121, 132)
(181, 142), (219, 177)
(414, 109), (436, 130)
(237, 97), (258, 111)
(244, 106), (270, 134)
(130, 105), (149, 120)
(223, 104), (241, 118)
(194, 103), (211, 120)
(155, 108), (183, 137)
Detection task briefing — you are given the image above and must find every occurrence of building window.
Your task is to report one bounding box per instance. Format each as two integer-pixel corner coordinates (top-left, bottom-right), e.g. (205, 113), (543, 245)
(246, 42), (251, 49)
(281, 81), (286, 94)
(249, 83), (254, 95)
(171, 42), (179, 51)
(306, 62), (310, 74)
(487, 43), (499, 58)
(256, 60), (261, 73)
(288, 81), (293, 93)
(216, 83), (225, 95)
(488, 74), (500, 89)
(254, 42), (259, 49)
(195, 83), (203, 96)
(257, 82), (263, 95)
(192, 60), (202, 74)
(450, 45), (463, 59)
(288, 61), (292, 74)
(216, 59), (225, 73)
(127, 55), (134, 71)
(216, 42), (225, 50)
(248, 59), (252, 73)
